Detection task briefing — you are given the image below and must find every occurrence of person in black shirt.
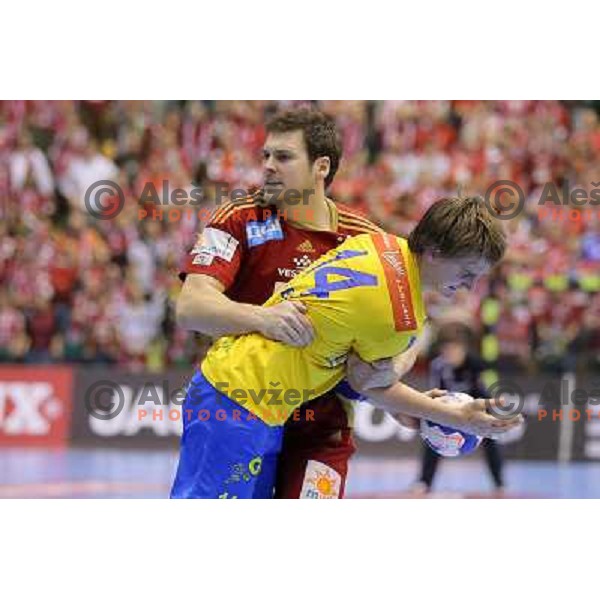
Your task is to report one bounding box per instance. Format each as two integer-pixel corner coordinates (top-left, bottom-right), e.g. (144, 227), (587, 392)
(414, 329), (505, 494)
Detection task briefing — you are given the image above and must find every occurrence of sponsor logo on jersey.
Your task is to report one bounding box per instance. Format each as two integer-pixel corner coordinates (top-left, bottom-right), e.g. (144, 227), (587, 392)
(245, 216), (284, 248)
(373, 235), (418, 331)
(382, 250), (407, 277)
(275, 255), (313, 280)
(300, 460), (342, 499)
(277, 267), (301, 279)
(296, 239), (316, 253)
(292, 255), (312, 269)
(192, 254), (214, 266)
(191, 227), (239, 265)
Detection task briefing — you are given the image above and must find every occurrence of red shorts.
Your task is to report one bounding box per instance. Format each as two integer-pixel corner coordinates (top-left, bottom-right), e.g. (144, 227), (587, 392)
(274, 392), (356, 499)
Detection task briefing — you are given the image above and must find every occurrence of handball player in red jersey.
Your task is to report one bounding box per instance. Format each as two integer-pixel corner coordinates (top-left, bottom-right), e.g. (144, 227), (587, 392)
(176, 108), (415, 498)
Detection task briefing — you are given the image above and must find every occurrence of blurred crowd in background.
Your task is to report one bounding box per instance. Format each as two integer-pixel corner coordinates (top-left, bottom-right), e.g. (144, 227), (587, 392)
(1, 100), (599, 373)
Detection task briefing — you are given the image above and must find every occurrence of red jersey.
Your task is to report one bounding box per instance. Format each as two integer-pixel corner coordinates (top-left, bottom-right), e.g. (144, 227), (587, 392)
(179, 194), (382, 303)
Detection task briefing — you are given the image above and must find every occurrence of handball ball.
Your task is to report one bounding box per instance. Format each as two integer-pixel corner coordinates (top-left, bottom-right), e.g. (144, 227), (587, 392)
(420, 392), (482, 457)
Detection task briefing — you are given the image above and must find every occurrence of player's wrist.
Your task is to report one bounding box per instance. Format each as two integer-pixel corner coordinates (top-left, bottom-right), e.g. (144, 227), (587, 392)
(246, 304), (268, 335)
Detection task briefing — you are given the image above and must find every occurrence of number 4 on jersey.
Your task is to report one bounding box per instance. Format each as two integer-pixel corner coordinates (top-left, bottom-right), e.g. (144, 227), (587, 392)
(303, 249), (378, 299)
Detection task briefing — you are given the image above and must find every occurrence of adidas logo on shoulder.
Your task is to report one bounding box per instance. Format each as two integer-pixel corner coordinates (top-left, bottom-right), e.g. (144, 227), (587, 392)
(296, 239), (316, 253)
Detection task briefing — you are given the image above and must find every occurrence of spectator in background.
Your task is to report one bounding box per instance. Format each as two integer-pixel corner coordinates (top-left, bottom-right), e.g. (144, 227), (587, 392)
(0, 291), (29, 362)
(25, 296), (58, 363)
(9, 129), (54, 197)
(570, 304), (600, 373)
(58, 135), (118, 212)
(127, 222), (157, 294)
(534, 287), (587, 374)
(117, 282), (166, 371)
(581, 220), (600, 263)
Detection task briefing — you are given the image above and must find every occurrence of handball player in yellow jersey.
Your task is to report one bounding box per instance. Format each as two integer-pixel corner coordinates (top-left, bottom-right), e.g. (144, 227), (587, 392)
(170, 196), (522, 498)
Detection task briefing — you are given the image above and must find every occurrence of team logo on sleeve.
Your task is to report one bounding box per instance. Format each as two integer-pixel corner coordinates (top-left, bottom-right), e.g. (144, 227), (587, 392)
(245, 216), (284, 248)
(191, 227), (239, 265)
(300, 460), (342, 499)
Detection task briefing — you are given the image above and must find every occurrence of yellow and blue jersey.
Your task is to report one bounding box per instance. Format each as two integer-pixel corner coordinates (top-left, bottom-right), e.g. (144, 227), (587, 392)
(201, 232), (426, 425)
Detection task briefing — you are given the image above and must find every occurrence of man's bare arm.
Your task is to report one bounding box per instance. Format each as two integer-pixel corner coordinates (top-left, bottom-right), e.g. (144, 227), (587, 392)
(365, 381), (522, 438)
(176, 274), (314, 346)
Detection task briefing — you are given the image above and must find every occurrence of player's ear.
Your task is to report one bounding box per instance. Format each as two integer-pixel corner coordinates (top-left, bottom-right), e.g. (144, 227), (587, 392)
(314, 156), (330, 181)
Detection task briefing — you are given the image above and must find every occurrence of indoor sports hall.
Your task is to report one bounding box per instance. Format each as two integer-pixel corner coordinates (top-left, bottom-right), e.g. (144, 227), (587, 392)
(2, 100), (599, 499)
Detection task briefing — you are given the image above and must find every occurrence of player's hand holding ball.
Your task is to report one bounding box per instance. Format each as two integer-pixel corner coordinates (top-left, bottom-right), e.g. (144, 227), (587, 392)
(420, 392), (522, 457)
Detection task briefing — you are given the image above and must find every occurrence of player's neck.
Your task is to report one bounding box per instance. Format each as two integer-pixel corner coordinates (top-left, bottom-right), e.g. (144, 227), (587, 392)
(285, 191), (334, 231)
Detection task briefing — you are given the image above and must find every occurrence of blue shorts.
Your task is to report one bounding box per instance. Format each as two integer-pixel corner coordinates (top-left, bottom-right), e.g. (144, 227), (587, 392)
(170, 369), (284, 499)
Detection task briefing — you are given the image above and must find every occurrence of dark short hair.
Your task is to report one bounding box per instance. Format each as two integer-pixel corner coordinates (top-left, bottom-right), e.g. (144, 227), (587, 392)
(266, 108), (342, 188)
(408, 195), (507, 265)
